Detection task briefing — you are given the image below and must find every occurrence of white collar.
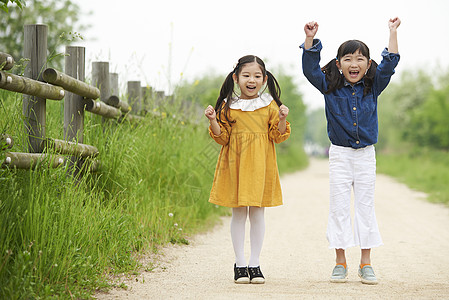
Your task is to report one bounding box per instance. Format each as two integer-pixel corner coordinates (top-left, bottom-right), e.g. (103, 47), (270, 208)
(226, 93), (273, 111)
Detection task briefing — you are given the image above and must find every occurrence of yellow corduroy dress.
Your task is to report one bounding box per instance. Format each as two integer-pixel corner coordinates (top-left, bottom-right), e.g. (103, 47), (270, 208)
(208, 94), (291, 208)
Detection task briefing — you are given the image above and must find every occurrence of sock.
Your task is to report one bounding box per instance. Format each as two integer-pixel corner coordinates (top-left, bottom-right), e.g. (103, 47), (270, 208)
(337, 262), (347, 269)
(360, 263), (371, 269)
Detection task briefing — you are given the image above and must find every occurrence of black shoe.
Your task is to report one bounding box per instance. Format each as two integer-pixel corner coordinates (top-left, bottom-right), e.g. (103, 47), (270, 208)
(234, 264), (249, 284)
(248, 266), (265, 284)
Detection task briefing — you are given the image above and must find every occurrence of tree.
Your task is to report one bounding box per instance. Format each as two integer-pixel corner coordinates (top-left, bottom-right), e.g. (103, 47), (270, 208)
(407, 86), (449, 150)
(377, 70), (433, 151)
(377, 68), (449, 151)
(1, 0), (24, 12)
(0, 0), (89, 71)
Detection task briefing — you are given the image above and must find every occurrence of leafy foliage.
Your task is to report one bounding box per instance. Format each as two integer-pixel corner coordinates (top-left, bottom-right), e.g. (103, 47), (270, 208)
(375, 68), (449, 204)
(0, 0), (24, 12)
(378, 69), (449, 151)
(406, 87), (449, 150)
(0, 0), (89, 71)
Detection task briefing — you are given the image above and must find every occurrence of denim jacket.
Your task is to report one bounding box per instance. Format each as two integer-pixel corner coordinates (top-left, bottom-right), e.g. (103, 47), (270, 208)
(300, 39), (400, 149)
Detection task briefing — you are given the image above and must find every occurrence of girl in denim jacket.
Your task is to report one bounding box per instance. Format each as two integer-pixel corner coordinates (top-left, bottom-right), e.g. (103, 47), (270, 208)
(300, 17), (401, 284)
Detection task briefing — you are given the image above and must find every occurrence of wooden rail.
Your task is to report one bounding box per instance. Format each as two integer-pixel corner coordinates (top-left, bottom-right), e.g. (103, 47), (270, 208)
(2, 152), (64, 169)
(1, 134), (13, 149)
(0, 70), (65, 100)
(82, 98), (122, 119)
(42, 138), (99, 158)
(1, 23), (167, 172)
(43, 68), (100, 99)
(0, 52), (14, 70)
(108, 95), (131, 113)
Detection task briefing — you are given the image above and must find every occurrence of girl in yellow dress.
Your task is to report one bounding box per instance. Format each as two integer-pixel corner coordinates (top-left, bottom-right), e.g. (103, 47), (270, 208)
(204, 55), (291, 284)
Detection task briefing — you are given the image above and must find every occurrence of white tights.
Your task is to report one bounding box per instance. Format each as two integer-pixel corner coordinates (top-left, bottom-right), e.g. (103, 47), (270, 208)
(231, 206), (265, 267)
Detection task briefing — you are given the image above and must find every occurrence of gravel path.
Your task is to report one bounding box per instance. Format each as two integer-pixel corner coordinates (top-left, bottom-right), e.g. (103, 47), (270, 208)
(96, 158), (449, 299)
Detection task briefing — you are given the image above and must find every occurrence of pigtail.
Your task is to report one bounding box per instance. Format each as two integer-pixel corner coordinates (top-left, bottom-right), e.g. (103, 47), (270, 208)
(214, 55), (281, 125)
(215, 71), (236, 125)
(363, 60), (378, 96)
(324, 40), (377, 96)
(266, 71), (283, 107)
(322, 58), (345, 95)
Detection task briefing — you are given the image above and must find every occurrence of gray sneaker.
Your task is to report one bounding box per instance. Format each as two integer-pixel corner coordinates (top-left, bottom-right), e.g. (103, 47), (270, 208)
(358, 265), (378, 285)
(330, 265), (348, 283)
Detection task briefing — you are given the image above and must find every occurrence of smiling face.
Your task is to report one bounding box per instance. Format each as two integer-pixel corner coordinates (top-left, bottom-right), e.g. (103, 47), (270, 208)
(336, 49), (372, 85)
(233, 62), (267, 99)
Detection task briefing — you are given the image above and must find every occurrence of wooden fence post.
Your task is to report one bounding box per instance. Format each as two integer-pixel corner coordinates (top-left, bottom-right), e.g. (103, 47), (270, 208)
(141, 86), (149, 112)
(110, 72), (119, 97)
(128, 81), (141, 114)
(92, 62), (111, 126)
(156, 91), (165, 105)
(64, 46), (85, 143)
(23, 24), (47, 153)
(92, 61), (110, 105)
(64, 46), (85, 175)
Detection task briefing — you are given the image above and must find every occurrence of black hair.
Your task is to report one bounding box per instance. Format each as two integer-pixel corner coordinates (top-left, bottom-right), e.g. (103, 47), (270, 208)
(321, 39), (378, 96)
(214, 55), (282, 125)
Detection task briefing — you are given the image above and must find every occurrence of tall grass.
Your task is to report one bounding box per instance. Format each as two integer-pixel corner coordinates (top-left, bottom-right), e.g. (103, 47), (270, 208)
(0, 89), (226, 298)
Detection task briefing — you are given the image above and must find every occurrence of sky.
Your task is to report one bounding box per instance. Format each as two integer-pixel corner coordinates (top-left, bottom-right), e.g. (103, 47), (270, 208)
(74, 0), (449, 111)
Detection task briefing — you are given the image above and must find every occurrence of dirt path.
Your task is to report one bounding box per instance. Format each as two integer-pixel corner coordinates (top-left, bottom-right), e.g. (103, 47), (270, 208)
(96, 159), (449, 299)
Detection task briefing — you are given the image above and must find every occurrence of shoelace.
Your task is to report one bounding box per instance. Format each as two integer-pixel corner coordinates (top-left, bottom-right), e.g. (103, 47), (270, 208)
(249, 267), (262, 277)
(236, 267), (248, 277)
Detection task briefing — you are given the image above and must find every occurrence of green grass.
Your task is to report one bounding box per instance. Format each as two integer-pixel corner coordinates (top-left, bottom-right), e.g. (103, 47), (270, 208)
(0, 90), (226, 298)
(377, 148), (449, 205)
(0, 89), (307, 298)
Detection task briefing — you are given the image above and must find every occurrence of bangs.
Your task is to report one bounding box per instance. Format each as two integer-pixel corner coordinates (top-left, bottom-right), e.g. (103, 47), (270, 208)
(337, 40), (370, 59)
(236, 55), (266, 76)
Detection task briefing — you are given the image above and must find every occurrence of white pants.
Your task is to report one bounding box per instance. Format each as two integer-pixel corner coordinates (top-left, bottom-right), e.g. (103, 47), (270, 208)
(327, 144), (383, 250)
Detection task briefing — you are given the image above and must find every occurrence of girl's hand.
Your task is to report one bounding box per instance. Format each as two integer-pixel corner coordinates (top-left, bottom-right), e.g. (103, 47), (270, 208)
(279, 104), (289, 120)
(304, 21), (319, 38)
(204, 105), (216, 120)
(389, 17), (401, 31)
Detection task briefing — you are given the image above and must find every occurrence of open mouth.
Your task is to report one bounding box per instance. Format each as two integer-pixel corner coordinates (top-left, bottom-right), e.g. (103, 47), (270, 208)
(247, 86), (256, 91)
(349, 71), (359, 78)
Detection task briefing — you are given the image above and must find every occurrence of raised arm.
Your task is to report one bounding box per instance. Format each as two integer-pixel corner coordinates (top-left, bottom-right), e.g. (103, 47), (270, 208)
(303, 21), (319, 50)
(388, 17), (401, 54)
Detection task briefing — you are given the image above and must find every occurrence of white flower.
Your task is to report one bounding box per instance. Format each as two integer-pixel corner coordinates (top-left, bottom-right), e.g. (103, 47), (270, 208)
(174, 223), (178, 227)
(168, 213), (174, 218)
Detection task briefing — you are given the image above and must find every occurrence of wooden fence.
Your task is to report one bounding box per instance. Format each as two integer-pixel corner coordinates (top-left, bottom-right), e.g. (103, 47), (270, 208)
(0, 24), (165, 173)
